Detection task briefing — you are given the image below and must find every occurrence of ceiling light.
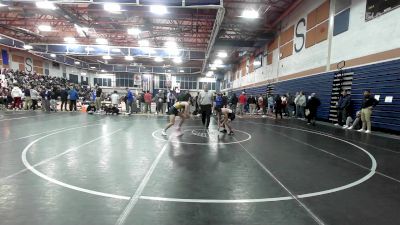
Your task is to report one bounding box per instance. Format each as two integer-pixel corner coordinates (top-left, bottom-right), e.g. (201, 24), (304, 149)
(165, 41), (177, 49)
(81, 72), (87, 76)
(138, 39), (149, 47)
(101, 69), (106, 73)
(102, 55), (112, 60)
(125, 56), (134, 61)
(217, 51), (228, 58)
(210, 65), (217, 71)
(38, 25), (52, 32)
(206, 71), (214, 77)
(173, 57), (182, 64)
(214, 59), (223, 65)
(90, 66), (96, 69)
(74, 61), (80, 65)
(23, 45), (33, 50)
(150, 5), (168, 15)
(154, 57), (163, 62)
(128, 28), (141, 35)
(64, 37), (76, 43)
(36, 1), (56, 10)
(111, 48), (121, 53)
(104, 2), (121, 13)
(0, 3), (8, 7)
(50, 54), (56, 58)
(179, 69), (184, 73)
(241, 9), (259, 19)
(96, 38), (108, 45)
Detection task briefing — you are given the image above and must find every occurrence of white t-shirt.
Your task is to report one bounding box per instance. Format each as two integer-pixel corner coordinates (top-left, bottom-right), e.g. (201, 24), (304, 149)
(111, 93), (119, 105)
(199, 91), (213, 105)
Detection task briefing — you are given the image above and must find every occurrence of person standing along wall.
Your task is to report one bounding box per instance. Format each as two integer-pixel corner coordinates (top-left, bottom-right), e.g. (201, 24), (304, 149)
(296, 91), (306, 119)
(358, 90), (378, 134)
(306, 93), (321, 126)
(336, 90), (352, 127)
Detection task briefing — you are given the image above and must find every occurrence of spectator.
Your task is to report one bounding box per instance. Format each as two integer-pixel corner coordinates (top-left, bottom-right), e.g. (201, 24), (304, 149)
(267, 94), (274, 115)
(281, 94), (288, 116)
(11, 86), (23, 110)
(295, 91), (306, 119)
(23, 86), (32, 110)
(50, 87), (59, 112)
(95, 85), (102, 112)
(155, 90), (164, 115)
(111, 90), (120, 108)
(306, 93), (321, 126)
(238, 92), (247, 116)
(229, 93), (238, 114)
(41, 87), (52, 112)
(287, 93), (295, 118)
(358, 90), (378, 134)
(335, 90), (352, 128)
(347, 111), (362, 130)
(275, 94), (283, 119)
(144, 91), (152, 113)
(125, 88), (135, 115)
(60, 87), (68, 111)
(30, 88), (39, 110)
(68, 86), (79, 111)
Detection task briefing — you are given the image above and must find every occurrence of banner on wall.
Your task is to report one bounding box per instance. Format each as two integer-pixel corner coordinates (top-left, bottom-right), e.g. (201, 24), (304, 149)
(133, 74), (141, 86)
(25, 57), (33, 73)
(1, 49), (9, 65)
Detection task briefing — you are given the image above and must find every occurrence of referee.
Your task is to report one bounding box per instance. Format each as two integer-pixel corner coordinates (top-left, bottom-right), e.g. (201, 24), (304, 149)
(198, 83), (213, 129)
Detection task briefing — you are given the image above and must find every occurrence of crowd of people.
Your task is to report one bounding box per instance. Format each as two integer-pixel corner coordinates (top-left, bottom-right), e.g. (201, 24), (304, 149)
(0, 68), (379, 134)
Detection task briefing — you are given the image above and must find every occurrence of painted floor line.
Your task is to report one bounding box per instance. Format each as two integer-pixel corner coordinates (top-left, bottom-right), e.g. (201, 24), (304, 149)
(0, 119), (104, 144)
(21, 127), (129, 200)
(233, 136), (326, 225)
(115, 142), (170, 225)
(0, 123), (102, 183)
(0, 114), (46, 122)
(244, 120), (400, 154)
(248, 121), (400, 184)
(140, 121), (376, 204)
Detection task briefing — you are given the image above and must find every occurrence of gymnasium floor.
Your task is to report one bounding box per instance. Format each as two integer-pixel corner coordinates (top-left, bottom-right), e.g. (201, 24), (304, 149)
(1, 111), (400, 225)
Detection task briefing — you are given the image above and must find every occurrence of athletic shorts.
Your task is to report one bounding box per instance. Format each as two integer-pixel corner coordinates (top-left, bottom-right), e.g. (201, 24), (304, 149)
(168, 107), (179, 116)
(228, 113), (235, 121)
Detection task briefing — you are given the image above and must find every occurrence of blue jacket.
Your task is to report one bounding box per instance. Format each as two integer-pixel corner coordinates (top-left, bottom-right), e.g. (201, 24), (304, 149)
(338, 95), (351, 110)
(127, 91), (134, 102)
(69, 89), (79, 100)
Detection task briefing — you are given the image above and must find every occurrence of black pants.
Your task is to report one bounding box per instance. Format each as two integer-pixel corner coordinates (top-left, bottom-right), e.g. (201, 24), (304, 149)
(337, 108), (347, 125)
(32, 100), (38, 110)
(201, 104), (212, 128)
(61, 100), (68, 111)
(307, 110), (317, 124)
(69, 100), (77, 111)
(275, 108), (283, 119)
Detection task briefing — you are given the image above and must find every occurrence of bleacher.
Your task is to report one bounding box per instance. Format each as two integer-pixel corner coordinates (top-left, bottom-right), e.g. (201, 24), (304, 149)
(229, 58), (400, 133)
